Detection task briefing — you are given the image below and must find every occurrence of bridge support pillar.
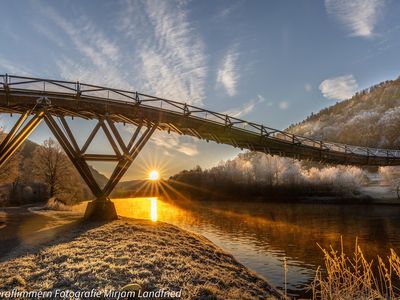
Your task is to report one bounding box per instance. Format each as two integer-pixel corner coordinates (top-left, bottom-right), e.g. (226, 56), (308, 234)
(43, 111), (157, 221)
(0, 110), (44, 168)
(84, 198), (118, 221)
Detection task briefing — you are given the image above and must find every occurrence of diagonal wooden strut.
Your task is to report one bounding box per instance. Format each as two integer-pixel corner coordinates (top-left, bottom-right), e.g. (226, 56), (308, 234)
(80, 121), (101, 154)
(102, 123), (157, 196)
(43, 112), (156, 201)
(44, 112), (103, 198)
(0, 110), (44, 168)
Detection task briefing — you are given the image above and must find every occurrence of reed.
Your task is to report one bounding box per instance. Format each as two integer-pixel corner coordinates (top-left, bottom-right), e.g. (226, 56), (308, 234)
(310, 238), (400, 299)
(284, 256), (288, 298)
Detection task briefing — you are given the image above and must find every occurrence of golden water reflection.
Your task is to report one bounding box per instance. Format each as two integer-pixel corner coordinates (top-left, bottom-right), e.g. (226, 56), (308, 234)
(113, 197), (191, 223)
(150, 198), (157, 222)
(116, 197), (158, 221)
(111, 197), (400, 297)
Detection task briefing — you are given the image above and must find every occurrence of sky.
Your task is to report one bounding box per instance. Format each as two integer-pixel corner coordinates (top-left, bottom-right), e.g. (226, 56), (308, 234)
(1, 0), (400, 180)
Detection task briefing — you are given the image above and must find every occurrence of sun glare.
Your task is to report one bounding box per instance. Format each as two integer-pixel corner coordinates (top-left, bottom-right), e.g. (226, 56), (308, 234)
(149, 170), (160, 181)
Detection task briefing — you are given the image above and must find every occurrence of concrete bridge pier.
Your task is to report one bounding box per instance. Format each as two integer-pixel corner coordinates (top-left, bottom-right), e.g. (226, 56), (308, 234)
(84, 198), (118, 221)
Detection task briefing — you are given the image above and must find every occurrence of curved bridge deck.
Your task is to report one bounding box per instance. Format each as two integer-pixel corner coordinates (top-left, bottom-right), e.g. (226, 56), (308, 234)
(1, 74), (400, 166)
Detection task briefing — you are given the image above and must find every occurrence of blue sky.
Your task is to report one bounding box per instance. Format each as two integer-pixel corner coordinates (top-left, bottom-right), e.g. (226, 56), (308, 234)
(1, 0), (400, 180)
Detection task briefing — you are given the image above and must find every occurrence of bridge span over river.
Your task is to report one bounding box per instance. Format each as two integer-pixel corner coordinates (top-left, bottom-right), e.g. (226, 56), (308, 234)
(1, 75), (400, 219)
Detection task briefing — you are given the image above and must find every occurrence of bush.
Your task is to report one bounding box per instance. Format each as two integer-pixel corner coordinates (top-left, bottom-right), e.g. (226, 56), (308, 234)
(44, 197), (71, 211)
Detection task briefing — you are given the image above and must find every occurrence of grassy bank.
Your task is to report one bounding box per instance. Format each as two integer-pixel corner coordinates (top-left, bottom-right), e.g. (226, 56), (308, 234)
(0, 217), (280, 299)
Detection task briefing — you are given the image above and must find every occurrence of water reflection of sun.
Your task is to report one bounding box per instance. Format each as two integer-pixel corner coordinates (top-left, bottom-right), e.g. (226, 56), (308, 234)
(150, 198), (157, 222)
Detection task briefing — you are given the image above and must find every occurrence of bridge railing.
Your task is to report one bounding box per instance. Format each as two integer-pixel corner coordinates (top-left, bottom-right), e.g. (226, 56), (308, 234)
(2, 74), (400, 159)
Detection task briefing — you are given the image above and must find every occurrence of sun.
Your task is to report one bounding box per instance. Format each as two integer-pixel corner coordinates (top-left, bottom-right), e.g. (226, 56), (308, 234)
(148, 170), (160, 181)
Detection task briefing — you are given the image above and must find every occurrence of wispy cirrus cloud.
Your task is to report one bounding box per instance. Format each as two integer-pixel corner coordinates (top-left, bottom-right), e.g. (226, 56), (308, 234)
(37, 0), (206, 156)
(0, 57), (31, 76)
(33, 23), (65, 48)
(224, 95), (266, 118)
(45, 8), (120, 65)
(218, 1), (243, 18)
(115, 0), (208, 155)
(319, 74), (358, 100)
(39, 0), (208, 105)
(151, 132), (199, 157)
(216, 48), (240, 97)
(117, 0), (207, 106)
(279, 101), (289, 110)
(38, 6), (131, 90)
(325, 0), (385, 38)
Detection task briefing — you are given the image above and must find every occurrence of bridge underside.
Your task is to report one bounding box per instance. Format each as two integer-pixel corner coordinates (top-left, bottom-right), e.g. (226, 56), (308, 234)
(0, 105), (157, 220)
(1, 90), (400, 166)
(1, 75), (400, 219)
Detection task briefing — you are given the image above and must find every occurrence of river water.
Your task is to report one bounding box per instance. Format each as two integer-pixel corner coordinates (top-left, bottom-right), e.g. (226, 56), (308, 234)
(112, 197), (400, 297)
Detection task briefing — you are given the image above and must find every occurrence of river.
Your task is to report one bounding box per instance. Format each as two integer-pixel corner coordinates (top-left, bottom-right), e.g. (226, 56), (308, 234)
(112, 197), (400, 297)
(2, 198), (400, 297)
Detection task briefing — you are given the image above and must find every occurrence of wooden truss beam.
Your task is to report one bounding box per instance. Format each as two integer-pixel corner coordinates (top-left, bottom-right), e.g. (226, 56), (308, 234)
(0, 110), (44, 168)
(43, 112), (156, 201)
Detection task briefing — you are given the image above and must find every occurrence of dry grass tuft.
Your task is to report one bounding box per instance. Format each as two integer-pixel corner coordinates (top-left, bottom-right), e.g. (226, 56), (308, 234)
(310, 238), (400, 299)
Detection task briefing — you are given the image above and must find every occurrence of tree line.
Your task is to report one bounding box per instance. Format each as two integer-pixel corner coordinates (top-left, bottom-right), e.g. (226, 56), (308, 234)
(0, 135), (88, 206)
(168, 152), (369, 202)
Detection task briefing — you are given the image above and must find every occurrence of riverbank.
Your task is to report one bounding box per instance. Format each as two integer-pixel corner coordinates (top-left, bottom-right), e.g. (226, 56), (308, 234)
(166, 184), (400, 205)
(0, 215), (281, 299)
(171, 192), (400, 206)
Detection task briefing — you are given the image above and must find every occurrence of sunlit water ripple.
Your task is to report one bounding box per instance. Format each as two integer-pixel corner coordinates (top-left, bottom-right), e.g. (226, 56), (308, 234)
(110, 197), (400, 297)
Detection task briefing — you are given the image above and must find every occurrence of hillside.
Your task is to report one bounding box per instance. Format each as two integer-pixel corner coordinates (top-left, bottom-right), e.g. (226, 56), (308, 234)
(287, 76), (400, 149)
(17, 140), (109, 187)
(0, 134), (109, 204)
(0, 134), (156, 202)
(164, 76), (400, 203)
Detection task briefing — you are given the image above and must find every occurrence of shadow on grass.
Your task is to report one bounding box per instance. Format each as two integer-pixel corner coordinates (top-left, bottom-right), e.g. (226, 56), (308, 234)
(0, 208), (112, 263)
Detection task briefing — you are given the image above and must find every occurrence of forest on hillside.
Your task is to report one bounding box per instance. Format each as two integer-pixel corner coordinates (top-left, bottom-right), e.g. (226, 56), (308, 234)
(287, 76), (400, 149)
(170, 77), (400, 202)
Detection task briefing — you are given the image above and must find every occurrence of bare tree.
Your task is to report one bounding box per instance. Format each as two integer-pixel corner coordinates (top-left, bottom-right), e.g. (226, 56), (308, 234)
(29, 137), (85, 203)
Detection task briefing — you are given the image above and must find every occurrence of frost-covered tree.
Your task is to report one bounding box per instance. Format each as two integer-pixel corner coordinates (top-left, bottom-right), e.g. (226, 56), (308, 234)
(27, 138), (85, 203)
(171, 151), (367, 196)
(287, 77), (400, 149)
(379, 166), (400, 198)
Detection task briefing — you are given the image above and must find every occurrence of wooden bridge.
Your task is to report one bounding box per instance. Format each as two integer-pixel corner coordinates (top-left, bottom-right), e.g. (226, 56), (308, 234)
(1, 75), (399, 219)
